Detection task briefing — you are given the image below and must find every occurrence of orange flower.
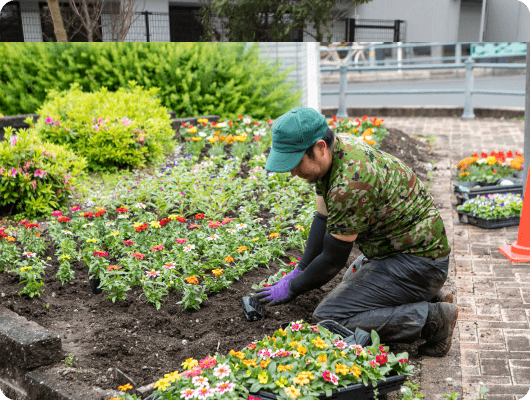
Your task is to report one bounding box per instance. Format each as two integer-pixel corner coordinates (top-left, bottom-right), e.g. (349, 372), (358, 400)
(242, 358), (257, 367)
(459, 172), (469, 177)
(118, 383), (133, 391)
(212, 269), (223, 276)
(223, 256), (234, 263)
(260, 358), (271, 368)
(185, 275), (199, 284)
(268, 232), (279, 239)
(7, 236), (15, 242)
(230, 350), (245, 360)
(237, 246), (247, 253)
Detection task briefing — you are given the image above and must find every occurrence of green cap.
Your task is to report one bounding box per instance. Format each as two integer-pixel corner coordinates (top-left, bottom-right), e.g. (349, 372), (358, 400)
(265, 107), (328, 173)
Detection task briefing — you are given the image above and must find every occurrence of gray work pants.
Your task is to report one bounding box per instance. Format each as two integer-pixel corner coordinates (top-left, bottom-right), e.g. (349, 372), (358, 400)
(312, 253), (449, 343)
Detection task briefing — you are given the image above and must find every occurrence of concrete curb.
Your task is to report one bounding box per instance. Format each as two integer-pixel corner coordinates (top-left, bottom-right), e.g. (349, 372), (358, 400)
(321, 106), (525, 119)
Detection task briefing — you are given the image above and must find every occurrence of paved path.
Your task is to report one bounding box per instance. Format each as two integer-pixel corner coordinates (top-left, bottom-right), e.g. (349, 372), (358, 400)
(382, 117), (528, 400)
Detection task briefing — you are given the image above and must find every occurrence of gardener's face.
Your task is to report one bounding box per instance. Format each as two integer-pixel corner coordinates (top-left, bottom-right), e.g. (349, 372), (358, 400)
(290, 140), (332, 184)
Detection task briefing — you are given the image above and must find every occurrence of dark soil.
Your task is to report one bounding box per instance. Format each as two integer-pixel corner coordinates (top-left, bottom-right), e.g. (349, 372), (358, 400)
(0, 127), (438, 394)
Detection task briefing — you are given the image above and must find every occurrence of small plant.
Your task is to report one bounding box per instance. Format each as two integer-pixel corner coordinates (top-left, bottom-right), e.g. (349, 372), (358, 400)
(457, 193), (522, 220)
(62, 353), (77, 367)
(442, 393), (461, 400)
(180, 283), (208, 311)
(477, 382), (489, 399)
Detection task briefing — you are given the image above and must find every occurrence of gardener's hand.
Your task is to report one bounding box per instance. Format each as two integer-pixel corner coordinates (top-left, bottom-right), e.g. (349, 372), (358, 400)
(253, 268), (303, 306)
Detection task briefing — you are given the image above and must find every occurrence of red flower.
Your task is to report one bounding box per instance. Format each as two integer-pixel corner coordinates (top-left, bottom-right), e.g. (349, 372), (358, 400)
(399, 358), (408, 364)
(82, 212), (94, 219)
(254, 135), (261, 141)
(376, 354), (388, 365)
(472, 153), (479, 157)
(221, 218), (234, 225)
(95, 210), (106, 217)
(507, 150), (514, 158)
(379, 345), (387, 354)
(362, 115), (368, 121)
(135, 223), (148, 232)
(25, 223), (39, 230)
(263, 283), (271, 287)
(516, 151), (523, 157)
(282, 271), (287, 275)
(195, 213), (205, 220)
(57, 216), (70, 223)
(198, 356), (217, 369)
(107, 265), (122, 271)
(493, 170), (497, 173)
(481, 152), (488, 158)
(93, 250), (108, 257)
(123, 240), (134, 246)
(116, 207), (128, 214)
(151, 244), (165, 251)
(229, 120), (233, 127)
(158, 218), (171, 227)
(267, 119), (272, 124)
(254, 122), (259, 125)
(332, 115), (337, 122)
(208, 221), (221, 228)
(131, 252), (145, 260)
(19, 220), (29, 225)
(490, 151), (497, 157)
(175, 216), (186, 223)
(238, 114), (243, 119)
(499, 151), (506, 158)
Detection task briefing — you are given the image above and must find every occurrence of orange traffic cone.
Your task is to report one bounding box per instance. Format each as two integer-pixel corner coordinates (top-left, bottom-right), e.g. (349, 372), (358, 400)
(499, 167), (530, 262)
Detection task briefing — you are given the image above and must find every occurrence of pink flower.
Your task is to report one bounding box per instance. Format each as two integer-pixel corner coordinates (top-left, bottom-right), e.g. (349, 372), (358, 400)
(333, 340), (348, 349)
(369, 359), (380, 368)
(146, 270), (160, 277)
(8, 168), (17, 177)
(215, 380), (236, 394)
(164, 262), (175, 270)
(71, 206), (80, 212)
(192, 376), (209, 387)
(30, 180), (37, 191)
(350, 344), (364, 355)
(246, 343), (257, 350)
(123, 240), (135, 246)
(54, 120), (60, 126)
(10, 136), (17, 146)
(180, 388), (195, 399)
(176, 238), (188, 244)
(92, 125), (100, 132)
(34, 169), (47, 178)
(121, 117), (132, 127)
(258, 349), (271, 358)
(151, 244), (165, 251)
(290, 322), (303, 331)
(23, 251), (36, 258)
(52, 211), (63, 216)
(199, 356), (217, 370)
(322, 370), (338, 385)
(45, 116), (53, 125)
(376, 354), (388, 365)
(195, 386), (214, 399)
(308, 324), (319, 333)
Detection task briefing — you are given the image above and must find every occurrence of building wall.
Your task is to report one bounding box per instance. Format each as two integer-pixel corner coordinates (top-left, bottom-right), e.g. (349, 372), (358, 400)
(483, 0), (530, 40)
(19, 1), (43, 42)
(350, 0), (462, 42)
(457, 0), (482, 41)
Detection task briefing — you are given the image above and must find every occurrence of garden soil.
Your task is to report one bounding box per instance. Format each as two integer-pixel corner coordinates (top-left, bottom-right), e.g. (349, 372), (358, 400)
(0, 127), (437, 395)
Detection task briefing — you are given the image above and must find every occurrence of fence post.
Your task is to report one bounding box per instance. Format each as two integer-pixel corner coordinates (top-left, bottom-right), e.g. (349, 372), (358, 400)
(349, 18), (355, 42)
(393, 20), (401, 42)
(456, 43), (462, 65)
(462, 58), (475, 120)
(144, 11), (150, 42)
(337, 63), (348, 119)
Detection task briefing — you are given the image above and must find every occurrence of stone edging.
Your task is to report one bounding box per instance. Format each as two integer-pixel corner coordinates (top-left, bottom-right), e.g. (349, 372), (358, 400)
(321, 106), (525, 119)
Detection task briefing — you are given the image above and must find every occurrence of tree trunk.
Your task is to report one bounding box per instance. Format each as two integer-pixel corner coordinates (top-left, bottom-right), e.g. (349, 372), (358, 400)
(46, 0), (68, 42)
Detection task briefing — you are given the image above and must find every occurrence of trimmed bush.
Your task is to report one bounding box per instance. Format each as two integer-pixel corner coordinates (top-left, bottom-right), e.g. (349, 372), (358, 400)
(31, 82), (175, 171)
(0, 127), (87, 218)
(0, 43), (301, 119)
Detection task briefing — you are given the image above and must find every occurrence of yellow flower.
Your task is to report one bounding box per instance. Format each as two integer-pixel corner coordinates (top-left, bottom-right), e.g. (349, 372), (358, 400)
(312, 337), (328, 349)
(154, 378), (170, 391)
(214, 130), (220, 136)
(269, 232), (279, 239)
(207, 137), (217, 144)
(318, 354), (327, 364)
(110, 230), (119, 236)
(197, 118), (208, 123)
(224, 256), (234, 263)
(133, 222), (144, 228)
(7, 236), (15, 242)
(293, 373), (311, 386)
(163, 371), (181, 382)
(118, 383), (133, 391)
(212, 269), (223, 276)
(150, 221), (161, 228)
(296, 344), (307, 356)
(168, 214), (183, 220)
(275, 376), (288, 388)
(278, 328), (287, 336)
(191, 137), (202, 142)
(86, 238), (97, 243)
(260, 358), (271, 368)
(361, 128), (374, 137)
(252, 237), (259, 241)
(258, 370), (268, 384)
(350, 364), (362, 378)
(243, 358), (257, 367)
(61, 254), (71, 260)
(335, 363), (350, 375)
(284, 385), (301, 399)
(278, 365), (293, 372)
(20, 266), (32, 273)
(230, 350), (245, 360)
(181, 358), (198, 370)
(246, 370), (251, 376)
(96, 206), (105, 212)
(188, 126), (198, 134)
(486, 156), (496, 166)
(289, 341), (298, 347)
(352, 129), (359, 133)
(340, 351), (347, 358)
(294, 225), (304, 231)
(237, 246), (247, 253)
(298, 371), (315, 380)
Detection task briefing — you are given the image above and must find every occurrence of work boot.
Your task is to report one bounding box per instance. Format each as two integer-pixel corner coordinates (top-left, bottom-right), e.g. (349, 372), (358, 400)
(431, 289), (453, 304)
(418, 303), (458, 357)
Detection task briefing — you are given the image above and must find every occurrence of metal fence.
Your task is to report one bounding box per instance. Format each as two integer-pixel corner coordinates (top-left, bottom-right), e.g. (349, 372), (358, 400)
(1, 3), (405, 43)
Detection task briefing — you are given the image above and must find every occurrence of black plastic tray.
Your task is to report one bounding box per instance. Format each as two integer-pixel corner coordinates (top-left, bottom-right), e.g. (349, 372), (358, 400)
(453, 178), (523, 205)
(253, 372), (406, 400)
(457, 211), (520, 229)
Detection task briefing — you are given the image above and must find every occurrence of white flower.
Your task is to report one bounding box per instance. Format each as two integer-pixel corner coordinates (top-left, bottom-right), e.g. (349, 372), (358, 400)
(477, 158), (488, 164)
(213, 363), (231, 379)
(226, 228), (235, 234)
(106, 221), (115, 226)
(136, 203), (146, 209)
(243, 117), (251, 124)
(192, 376), (209, 387)
(118, 215), (128, 219)
(194, 387), (214, 399)
(246, 128), (252, 133)
(198, 131), (207, 137)
(61, 230), (73, 235)
(206, 234), (220, 241)
(479, 381), (484, 386)
(183, 244), (195, 252)
(216, 122), (227, 128)
(235, 223), (247, 230)
(401, 387), (407, 393)
(215, 380), (236, 394)
(83, 223), (94, 227)
(446, 377), (453, 382)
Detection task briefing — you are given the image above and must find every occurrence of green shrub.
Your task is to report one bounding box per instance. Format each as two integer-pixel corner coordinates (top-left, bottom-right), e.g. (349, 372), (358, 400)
(31, 82), (175, 171)
(0, 127), (87, 218)
(0, 43), (301, 120)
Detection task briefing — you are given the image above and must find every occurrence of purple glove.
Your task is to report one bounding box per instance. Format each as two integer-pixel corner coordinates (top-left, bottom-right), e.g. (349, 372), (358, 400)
(253, 268), (303, 306)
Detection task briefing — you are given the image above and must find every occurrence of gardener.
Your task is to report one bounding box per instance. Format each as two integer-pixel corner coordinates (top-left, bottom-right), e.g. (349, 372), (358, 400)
(253, 107), (457, 357)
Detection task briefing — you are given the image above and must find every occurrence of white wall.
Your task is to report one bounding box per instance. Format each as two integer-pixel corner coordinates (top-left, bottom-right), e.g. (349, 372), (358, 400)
(483, 0), (530, 40)
(19, 1), (42, 42)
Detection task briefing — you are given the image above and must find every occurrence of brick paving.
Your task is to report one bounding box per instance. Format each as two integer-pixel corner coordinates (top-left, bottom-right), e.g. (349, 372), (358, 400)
(383, 117), (528, 400)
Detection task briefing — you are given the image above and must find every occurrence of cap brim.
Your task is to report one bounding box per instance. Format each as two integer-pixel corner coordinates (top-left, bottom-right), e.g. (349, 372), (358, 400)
(265, 148), (305, 173)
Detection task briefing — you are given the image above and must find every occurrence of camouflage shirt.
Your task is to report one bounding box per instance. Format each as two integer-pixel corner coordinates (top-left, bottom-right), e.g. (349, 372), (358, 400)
(315, 134), (451, 260)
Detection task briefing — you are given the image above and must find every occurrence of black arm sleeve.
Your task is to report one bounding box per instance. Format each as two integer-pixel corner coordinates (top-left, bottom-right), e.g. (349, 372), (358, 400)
(289, 232), (353, 295)
(296, 212), (328, 271)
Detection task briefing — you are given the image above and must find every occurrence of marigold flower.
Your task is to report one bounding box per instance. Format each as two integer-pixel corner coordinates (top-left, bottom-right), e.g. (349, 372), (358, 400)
(350, 364), (361, 378)
(223, 256), (234, 263)
(118, 383), (133, 391)
(185, 275), (199, 284)
(237, 246), (247, 253)
(269, 232), (279, 239)
(212, 269), (223, 276)
(229, 350), (245, 360)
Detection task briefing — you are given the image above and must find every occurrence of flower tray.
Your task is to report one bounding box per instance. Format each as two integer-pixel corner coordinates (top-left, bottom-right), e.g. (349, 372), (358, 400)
(453, 178), (523, 205)
(457, 211), (520, 229)
(253, 372), (406, 400)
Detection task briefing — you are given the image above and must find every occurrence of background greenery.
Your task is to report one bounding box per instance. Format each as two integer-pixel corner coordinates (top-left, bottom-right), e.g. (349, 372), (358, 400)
(0, 42), (301, 119)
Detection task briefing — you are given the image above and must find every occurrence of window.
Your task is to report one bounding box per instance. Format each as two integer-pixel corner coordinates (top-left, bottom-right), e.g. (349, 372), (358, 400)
(39, 2), (102, 42)
(0, 1), (24, 42)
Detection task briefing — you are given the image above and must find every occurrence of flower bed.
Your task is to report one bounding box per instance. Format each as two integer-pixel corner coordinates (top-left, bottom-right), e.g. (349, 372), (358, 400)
(456, 193), (522, 229)
(455, 151), (523, 184)
(0, 121), (426, 394)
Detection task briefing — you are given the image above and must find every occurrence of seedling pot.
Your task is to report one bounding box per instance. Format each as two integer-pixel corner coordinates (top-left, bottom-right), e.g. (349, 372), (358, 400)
(457, 211), (520, 229)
